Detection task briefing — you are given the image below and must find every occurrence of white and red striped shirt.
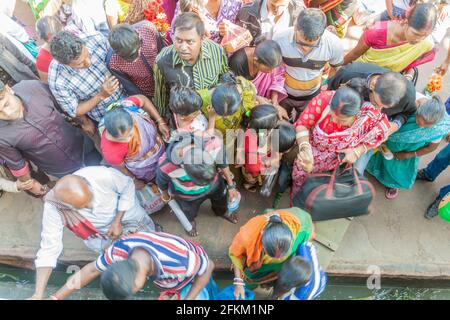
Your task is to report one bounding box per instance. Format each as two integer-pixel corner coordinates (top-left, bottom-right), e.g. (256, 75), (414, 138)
(95, 231), (209, 290)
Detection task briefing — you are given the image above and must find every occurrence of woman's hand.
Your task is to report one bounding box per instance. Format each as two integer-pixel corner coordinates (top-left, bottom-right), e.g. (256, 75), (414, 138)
(394, 152), (411, 161)
(157, 122), (170, 141)
(275, 104), (289, 120)
(234, 284), (246, 300)
(16, 179), (35, 191)
(296, 144), (314, 173)
(339, 148), (359, 165)
(219, 21), (228, 37)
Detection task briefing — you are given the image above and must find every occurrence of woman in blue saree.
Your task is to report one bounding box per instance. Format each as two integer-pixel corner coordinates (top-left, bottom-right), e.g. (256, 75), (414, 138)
(367, 95), (450, 199)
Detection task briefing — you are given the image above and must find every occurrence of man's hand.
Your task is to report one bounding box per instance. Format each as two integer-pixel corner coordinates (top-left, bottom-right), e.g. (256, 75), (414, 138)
(28, 180), (46, 196)
(106, 220), (123, 239)
(275, 104), (289, 120)
(16, 179), (34, 191)
(446, 133), (450, 143)
(134, 178), (147, 190)
(99, 76), (120, 99)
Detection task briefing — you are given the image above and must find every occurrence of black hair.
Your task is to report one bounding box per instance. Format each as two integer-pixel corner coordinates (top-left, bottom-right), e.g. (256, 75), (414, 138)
(272, 256), (313, 298)
(104, 108), (133, 138)
(262, 215), (293, 258)
(295, 8), (327, 41)
(248, 104), (278, 130)
(101, 260), (138, 300)
(330, 86), (363, 116)
(109, 23), (140, 61)
(211, 74), (242, 116)
(408, 3), (437, 31)
(50, 31), (85, 65)
(36, 15), (63, 43)
(182, 148), (217, 186)
(254, 38), (283, 69)
(169, 84), (203, 116)
(172, 12), (206, 37)
(374, 72), (407, 108)
(276, 121), (296, 153)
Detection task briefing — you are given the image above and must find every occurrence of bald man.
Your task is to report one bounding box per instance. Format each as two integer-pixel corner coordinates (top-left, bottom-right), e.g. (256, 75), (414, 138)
(30, 166), (156, 300)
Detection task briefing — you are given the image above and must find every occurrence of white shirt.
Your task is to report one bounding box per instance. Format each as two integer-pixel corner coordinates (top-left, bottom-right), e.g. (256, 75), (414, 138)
(260, 0), (291, 40)
(35, 166), (150, 269)
(70, 0), (109, 36)
(0, 0), (16, 17)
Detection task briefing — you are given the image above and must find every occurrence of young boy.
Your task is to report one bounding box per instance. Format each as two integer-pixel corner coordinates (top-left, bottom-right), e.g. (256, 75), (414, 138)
(272, 242), (327, 300)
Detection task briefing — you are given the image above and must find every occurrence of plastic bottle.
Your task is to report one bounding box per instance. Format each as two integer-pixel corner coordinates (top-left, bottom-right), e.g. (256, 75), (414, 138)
(167, 199), (193, 232)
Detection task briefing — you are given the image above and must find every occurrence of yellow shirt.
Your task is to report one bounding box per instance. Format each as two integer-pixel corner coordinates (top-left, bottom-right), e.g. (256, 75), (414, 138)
(198, 76), (257, 136)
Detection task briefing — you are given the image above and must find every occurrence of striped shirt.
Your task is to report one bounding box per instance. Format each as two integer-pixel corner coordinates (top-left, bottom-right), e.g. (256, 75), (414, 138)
(95, 231), (209, 290)
(48, 32), (124, 122)
(281, 242), (327, 300)
(156, 134), (228, 200)
(274, 28), (343, 98)
(153, 39), (229, 115)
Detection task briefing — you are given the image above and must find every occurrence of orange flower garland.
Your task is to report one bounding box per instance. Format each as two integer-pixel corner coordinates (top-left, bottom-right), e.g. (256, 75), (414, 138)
(144, 0), (170, 34)
(425, 73), (443, 94)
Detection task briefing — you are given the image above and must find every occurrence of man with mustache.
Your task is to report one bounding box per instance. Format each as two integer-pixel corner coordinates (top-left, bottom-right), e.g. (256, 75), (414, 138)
(153, 12), (229, 116)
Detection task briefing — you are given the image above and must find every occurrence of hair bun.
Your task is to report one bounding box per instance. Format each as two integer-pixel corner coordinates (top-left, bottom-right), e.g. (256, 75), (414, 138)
(268, 214), (282, 224)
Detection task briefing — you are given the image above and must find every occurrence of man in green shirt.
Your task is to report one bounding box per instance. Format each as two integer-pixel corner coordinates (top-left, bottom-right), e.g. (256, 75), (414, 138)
(153, 12), (229, 116)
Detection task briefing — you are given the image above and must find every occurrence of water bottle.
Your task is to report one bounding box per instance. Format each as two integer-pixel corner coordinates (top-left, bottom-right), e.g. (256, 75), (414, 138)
(167, 199), (193, 232)
(227, 191), (241, 214)
(260, 168), (279, 198)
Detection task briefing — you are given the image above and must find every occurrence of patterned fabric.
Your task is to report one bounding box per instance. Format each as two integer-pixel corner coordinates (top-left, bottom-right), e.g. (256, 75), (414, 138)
(109, 21), (158, 97)
(292, 92), (391, 196)
(95, 231), (209, 291)
(48, 32), (124, 122)
(173, 0), (242, 43)
(156, 134), (227, 200)
(154, 39), (229, 115)
(367, 114), (450, 189)
(100, 97), (165, 183)
(199, 76), (257, 136)
(228, 208), (314, 288)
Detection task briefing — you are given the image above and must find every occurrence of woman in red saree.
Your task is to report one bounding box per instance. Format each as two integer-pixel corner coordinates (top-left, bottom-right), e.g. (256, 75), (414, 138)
(292, 85), (391, 199)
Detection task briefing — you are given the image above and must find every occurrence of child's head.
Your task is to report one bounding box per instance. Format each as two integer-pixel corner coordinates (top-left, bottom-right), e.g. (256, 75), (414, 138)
(248, 104), (278, 130)
(169, 84), (203, 116)
(182, 148), (217, 186)
(211, 72), (242, 116)
(276, 121), (296, 153)
(272, 255), (313, 299)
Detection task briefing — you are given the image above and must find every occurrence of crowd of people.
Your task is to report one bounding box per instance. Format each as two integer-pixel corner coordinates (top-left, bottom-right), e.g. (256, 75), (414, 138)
(0, 0), (449, 300)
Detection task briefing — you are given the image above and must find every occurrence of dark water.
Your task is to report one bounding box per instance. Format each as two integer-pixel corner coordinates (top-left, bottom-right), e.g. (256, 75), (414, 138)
(1, 265), (450, 300)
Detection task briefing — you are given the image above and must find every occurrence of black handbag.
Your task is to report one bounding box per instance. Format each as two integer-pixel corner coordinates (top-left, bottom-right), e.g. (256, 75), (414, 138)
(293, 161), (375, 221)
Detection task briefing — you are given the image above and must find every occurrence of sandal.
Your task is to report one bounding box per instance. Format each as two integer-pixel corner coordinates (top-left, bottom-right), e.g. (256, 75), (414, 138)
(385, 188), (399, 200)
(243, 183), (257, 193)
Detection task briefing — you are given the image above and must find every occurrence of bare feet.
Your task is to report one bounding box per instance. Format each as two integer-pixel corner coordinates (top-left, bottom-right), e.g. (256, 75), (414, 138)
(187, 220), (199, 237)
(221, 211), (239, 224)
